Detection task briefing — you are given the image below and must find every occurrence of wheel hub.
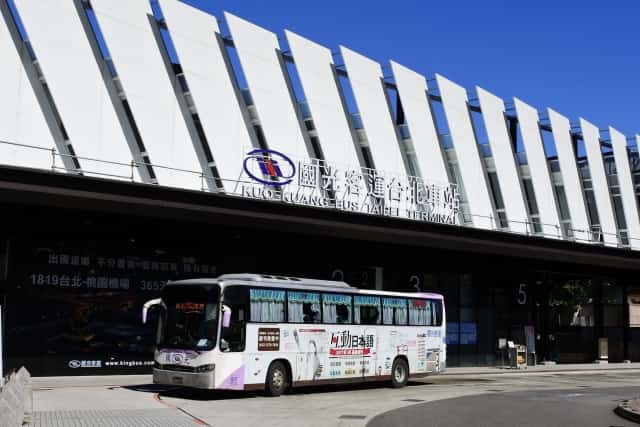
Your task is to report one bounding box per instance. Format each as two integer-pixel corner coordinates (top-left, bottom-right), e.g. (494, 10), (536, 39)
(273, 370), (284, 388)
(394, 365), (405, 382)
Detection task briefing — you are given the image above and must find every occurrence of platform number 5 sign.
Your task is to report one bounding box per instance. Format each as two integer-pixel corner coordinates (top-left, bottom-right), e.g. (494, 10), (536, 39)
(517, 283), (527, 305)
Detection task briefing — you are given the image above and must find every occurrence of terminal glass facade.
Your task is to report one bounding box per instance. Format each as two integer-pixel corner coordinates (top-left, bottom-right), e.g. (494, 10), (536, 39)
(1, 204), (637, 376)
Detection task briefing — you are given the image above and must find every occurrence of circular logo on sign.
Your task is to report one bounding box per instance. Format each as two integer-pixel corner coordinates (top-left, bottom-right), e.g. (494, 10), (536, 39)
(243, 149), (296, 187)
(68, 360), (81, 369)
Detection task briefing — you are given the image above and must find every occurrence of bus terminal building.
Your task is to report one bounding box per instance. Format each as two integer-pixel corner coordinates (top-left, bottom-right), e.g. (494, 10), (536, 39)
(1, 0), (640, 376)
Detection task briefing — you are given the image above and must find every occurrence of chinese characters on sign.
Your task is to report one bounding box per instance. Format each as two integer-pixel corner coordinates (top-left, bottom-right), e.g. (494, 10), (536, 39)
(46, 253), (214, 275)
(27, 252), (217, 291)
(68, 359), (154, 369)
(258, 328), (281, 351)
(239, 152), (460, 226)
(176, 302), (205, 312)
(68, 360), (102, 369)
(329, 330), (375, 357)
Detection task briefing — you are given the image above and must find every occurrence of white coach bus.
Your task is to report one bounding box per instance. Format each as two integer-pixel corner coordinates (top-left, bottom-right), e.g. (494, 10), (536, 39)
(143, 274), (446, 396)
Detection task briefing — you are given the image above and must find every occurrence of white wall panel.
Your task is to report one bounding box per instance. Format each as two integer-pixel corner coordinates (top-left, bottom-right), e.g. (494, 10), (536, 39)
(225, 13), (308, 160)
(340, 47), (405, 175)
(581, 118), (618, 246)
(285, 31), (360, 168)
(0, 7), (53, 170)
(548, 108), (590, 241)
(610, 128), (640, 249)
(14, 0), (137, 179)
(390, 61), (448, 185)
(159, 0), (253, 192)
(436, 74), (494, 229)
(477, 87), (529, 233)
(513, 98), (561, 237)
(91, 0), (203, 189)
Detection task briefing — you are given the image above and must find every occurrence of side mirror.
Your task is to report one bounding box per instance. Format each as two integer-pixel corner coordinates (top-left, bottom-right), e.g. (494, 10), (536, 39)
(142, 298), (164, 324)
(222, 304), (232, 328)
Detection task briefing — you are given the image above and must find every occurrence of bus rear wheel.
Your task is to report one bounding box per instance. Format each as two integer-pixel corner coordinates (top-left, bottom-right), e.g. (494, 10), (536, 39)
(265, 361), (289, 397)
(391, 358), (409, 388)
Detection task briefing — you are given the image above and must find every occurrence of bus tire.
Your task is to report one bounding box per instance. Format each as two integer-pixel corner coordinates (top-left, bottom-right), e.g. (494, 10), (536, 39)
(265, 361), (289, 397)
(391, 357), (409, 388)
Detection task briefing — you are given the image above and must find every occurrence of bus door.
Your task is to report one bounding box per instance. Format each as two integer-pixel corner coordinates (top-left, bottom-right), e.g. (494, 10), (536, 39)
(362, 326), (376, 379)
(353, 296), (380, 380)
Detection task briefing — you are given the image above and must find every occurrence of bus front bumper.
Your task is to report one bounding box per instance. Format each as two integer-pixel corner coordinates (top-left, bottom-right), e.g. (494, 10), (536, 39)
(153, 368), (215, 389)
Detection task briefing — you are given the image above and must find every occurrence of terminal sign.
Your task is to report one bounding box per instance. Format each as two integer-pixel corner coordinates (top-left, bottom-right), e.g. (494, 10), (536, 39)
(236, 149), (460, 226)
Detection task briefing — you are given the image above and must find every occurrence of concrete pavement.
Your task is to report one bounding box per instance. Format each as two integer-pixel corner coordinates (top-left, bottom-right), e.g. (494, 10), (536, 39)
(439, 362), (640, 375)
(156, 369), (640, 427)
(22, 364), (640, 427)
(27, 409), (200, 427)
(25, 383), (205, 426)
(369, 387), (640, 427)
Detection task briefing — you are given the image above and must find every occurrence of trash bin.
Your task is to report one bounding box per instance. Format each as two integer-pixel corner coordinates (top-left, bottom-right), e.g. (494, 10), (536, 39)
(516, 345), (527, 369)
(508, 342), (527, 369)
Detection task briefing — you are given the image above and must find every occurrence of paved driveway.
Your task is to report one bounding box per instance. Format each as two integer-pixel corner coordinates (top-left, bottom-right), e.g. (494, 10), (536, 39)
(368, 387), (640, 427)
(28, 370), (640, 426)
(157, 370), (640, 426)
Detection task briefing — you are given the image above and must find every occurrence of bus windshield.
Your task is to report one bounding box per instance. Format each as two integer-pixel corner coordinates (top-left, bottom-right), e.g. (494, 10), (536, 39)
(160, 284), (220, 351)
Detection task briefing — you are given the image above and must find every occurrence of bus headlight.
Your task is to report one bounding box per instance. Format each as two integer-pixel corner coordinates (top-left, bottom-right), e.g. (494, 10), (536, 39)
(195, 364), (215, 373)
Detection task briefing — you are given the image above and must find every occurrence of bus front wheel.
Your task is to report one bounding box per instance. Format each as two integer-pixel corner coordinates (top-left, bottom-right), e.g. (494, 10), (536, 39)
(265, 361), (289, 397)
(391, 358), (409, 388)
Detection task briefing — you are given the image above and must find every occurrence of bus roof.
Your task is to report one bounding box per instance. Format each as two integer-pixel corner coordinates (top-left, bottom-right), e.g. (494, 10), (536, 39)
(166, 274), (444, 300)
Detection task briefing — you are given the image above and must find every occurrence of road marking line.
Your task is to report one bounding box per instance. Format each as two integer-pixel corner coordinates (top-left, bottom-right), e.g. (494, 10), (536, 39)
(153, 393), (209, 426)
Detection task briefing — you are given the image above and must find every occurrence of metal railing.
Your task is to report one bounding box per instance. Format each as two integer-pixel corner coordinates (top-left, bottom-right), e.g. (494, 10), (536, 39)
(1, 139), (639, 251)
(462, 211), (633, 248)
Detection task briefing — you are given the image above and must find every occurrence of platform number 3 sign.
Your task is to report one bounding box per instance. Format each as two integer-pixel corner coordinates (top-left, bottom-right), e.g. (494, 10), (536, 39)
(517, 283), (527, 305)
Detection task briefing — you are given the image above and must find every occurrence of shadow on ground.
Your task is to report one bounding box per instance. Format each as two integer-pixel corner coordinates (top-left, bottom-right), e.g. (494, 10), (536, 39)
(119, 378), (495, 401)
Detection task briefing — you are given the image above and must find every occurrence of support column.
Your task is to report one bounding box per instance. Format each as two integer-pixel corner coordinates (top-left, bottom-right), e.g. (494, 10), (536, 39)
(0, 239), (8, 284)
(0, 239), (9, 385)
(623, 282), (630, 361)
(374, 267), (383, 291)
(593, 279), (605, 362)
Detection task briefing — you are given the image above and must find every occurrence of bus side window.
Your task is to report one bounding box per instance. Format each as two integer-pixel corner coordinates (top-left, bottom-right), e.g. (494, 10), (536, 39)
(322, 293), (352, 324)
(395, 299), (408, 325)
(433, 300), (443, 326)
(288, 291), (321, 323)
(354, 295), (381, 325)
(303, 302), (320, 323)
(360, 306), (380, 324)
(249, 288), (285, 323)
(409, 299), (428, 326)
(382, 298), (407, 325)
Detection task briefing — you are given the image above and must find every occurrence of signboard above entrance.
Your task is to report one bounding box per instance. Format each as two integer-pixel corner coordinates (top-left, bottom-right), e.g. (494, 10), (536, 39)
(235, 149), (460, 226)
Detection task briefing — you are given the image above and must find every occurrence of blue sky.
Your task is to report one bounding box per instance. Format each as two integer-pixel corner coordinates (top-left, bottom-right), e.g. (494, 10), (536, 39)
(182, 0), (639, 139)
